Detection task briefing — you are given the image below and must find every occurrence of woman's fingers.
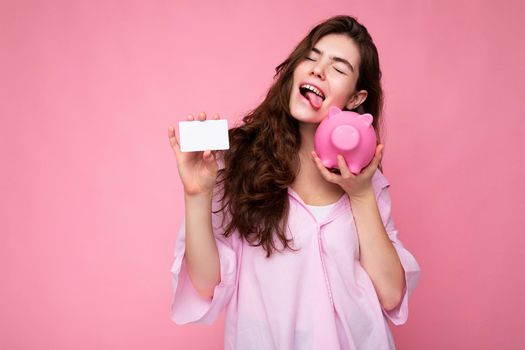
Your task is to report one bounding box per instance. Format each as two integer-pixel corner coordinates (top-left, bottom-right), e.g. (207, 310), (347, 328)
(187, 111), (219, 121)
(311, 151), (340, 184)
(362, 144), (384, 176)
(336, 155), (353, 178)
(168, 125), (181, 156)
(202, 149), (218, 174)
(203, 149), (212, 160)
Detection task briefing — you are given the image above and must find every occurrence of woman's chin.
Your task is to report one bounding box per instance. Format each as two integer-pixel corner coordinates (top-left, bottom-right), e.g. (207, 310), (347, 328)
(290, 108), (325, 124)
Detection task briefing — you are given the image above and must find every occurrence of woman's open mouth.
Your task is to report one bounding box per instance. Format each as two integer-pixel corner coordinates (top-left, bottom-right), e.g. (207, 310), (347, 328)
(299, 83), (326, 110)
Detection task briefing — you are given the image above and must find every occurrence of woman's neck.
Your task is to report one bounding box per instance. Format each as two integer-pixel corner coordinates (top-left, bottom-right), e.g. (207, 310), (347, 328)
(298, 122), (317, 155)
(292, 122), (345, 205)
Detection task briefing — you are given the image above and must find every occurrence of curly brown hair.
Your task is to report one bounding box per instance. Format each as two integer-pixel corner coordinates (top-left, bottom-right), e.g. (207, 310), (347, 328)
(216, 15), (384, 257)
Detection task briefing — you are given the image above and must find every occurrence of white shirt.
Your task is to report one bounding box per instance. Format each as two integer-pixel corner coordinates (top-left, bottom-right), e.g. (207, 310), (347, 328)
(305, 202), (337, 222)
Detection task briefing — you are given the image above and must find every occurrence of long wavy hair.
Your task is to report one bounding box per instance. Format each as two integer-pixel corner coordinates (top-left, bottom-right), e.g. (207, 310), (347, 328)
(216, 15), (384, 257)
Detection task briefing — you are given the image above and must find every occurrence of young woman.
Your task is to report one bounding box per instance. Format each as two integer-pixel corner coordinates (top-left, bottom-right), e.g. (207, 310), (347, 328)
(168, 15), (420, 349)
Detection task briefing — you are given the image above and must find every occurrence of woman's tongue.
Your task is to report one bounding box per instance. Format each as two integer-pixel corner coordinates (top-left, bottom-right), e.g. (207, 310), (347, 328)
(304, 91), (323, 110)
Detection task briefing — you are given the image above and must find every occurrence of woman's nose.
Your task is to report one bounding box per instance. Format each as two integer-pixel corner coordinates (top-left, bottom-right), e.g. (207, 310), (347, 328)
(310, 61), (326, 79)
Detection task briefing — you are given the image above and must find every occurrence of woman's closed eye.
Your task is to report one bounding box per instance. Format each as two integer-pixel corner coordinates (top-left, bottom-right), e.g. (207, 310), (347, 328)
(334, 67), (345, 74)
(305, 56), (347, 75)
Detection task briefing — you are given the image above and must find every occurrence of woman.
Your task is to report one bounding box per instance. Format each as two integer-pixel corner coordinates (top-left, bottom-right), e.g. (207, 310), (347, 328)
(168, 15), (420, 349)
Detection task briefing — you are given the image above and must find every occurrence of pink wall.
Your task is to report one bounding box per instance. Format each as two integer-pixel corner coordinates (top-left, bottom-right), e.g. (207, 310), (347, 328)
(1, 0), (524, 349)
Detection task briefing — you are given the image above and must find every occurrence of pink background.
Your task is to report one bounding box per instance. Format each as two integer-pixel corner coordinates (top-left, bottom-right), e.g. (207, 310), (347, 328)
(1, 0), (524, 349)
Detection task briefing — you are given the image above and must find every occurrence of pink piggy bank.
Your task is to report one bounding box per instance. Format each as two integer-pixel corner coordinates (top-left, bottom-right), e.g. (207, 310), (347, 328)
(314, 106), (377, 174)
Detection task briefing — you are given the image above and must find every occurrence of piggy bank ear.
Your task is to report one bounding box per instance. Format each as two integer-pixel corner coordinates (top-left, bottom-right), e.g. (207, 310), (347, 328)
(362, 113), (374, 127)
(328, 106), (341, 118)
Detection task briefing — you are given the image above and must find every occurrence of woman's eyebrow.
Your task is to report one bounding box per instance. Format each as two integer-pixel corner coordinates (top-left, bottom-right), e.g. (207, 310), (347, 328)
(311, 47), (355, 72)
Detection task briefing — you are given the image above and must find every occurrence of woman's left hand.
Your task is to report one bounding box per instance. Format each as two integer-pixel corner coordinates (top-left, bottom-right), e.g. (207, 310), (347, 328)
(311, 144), (384, 200)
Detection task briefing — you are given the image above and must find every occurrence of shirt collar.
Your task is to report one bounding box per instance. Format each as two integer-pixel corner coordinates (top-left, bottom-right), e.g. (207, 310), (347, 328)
(287, 187), (350, 225)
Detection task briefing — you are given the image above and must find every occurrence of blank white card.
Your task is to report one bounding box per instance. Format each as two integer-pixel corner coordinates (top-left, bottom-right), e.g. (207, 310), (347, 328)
(178, 119), (230, 152)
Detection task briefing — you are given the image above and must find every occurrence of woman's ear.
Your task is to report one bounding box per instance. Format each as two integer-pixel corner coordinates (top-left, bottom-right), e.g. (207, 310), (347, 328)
(345, 90), (368, 110)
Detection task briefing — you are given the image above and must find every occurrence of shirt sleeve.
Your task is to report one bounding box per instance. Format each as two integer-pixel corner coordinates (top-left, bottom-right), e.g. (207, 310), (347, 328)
(372, 170), (421, 326)
(170, 202), (237, 325)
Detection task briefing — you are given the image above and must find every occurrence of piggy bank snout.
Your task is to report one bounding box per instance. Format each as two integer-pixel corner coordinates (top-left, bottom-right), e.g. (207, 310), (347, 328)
(330, 125), (360, 151)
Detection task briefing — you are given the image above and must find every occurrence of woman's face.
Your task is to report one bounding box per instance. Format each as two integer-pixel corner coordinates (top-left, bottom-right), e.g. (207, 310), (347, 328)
(289, 33), (368, 124)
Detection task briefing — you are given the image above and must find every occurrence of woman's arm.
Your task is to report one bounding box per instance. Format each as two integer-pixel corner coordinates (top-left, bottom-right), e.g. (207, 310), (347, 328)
(350, 190), (405, 311)
(310, 145), (405, 310)
(184, 192), (221, 300)
(168, 112), (223, 300)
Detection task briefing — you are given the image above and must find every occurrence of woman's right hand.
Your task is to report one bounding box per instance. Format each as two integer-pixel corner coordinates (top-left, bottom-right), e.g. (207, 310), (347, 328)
(168, 112), (220, 196)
